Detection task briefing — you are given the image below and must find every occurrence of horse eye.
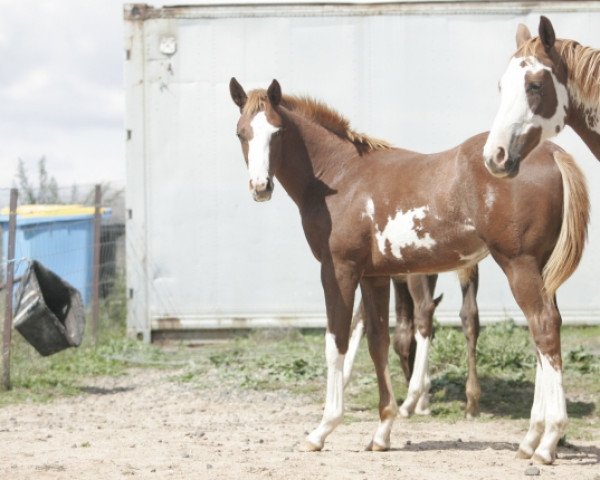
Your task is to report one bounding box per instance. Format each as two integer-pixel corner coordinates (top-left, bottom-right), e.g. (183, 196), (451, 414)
(236, 132), (241, 138)
(273, 130), (282, 137)
(527, 83), (542, 93)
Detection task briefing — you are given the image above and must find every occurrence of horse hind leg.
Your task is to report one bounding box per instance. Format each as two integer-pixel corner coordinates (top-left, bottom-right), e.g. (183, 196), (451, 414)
(343, 300), (366, 388)
(458, 265), (481, 419)
(399, 274), (440, 418)
(391, 276), (415, 383)
(500, 256), (567, 464)
(361, 276), (397, 451)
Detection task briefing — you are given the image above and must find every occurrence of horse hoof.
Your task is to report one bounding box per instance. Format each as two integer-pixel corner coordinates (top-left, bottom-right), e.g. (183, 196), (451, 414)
(532, 450), (554, 465)
(366, 440), (389, 452)
(516, 447), (533, 459)
(399, 406), (412, 418)
(465, 411), (479, 420)
(415, 408), (431, 416)
(304, 437), (323, 452)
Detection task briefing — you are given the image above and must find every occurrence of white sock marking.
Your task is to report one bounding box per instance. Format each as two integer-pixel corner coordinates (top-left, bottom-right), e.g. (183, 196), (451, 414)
(400, 331), (430, 417)
(306, 332), (345, 450)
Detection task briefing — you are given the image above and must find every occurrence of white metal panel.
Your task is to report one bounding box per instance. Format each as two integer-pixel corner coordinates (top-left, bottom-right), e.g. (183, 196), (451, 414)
(125, 3), (600, 337)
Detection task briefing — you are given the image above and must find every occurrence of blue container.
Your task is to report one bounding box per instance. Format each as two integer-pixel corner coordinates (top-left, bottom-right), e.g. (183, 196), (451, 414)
(0, 205), (110, 306)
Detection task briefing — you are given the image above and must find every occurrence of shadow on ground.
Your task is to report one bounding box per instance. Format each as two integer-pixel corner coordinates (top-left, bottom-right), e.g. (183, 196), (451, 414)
(430, 374), (595, 419)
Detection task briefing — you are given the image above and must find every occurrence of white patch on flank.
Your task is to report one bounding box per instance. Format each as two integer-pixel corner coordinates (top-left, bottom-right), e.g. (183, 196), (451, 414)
(400, 331), (431, 417)
(484, 56), (569, 160)
(306, 332), (345, 450)
(362, 197), (375, 221)
(248, 112), (279, 187)
(375, 206), (436, 259)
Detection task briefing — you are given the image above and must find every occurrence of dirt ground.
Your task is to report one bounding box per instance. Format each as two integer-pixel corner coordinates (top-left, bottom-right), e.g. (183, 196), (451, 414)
(0, 368), (598, 480)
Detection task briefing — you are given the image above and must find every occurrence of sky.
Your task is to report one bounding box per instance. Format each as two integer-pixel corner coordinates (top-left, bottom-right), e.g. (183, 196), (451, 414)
(0, 0), (137, 189)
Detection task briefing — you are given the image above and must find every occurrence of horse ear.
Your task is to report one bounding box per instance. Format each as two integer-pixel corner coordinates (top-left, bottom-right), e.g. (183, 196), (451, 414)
(229, 77), (247, 112)
(516, 23), (532, 48)
(267, 79), (281, 107)
(538, 16), (556, 50)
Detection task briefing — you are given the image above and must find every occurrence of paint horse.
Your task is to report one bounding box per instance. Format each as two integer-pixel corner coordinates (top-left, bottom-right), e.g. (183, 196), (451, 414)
(229, 78), (589, 464)
(348, 269), (481, 419)
(485, 15), (600, 176)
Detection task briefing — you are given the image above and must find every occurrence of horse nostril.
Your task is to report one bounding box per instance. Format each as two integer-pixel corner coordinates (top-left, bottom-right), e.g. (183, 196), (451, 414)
(495, 147), (506, 165)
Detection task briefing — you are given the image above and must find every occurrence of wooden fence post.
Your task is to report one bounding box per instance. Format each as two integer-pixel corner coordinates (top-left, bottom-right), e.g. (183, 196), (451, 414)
(2, 188), (18, 390)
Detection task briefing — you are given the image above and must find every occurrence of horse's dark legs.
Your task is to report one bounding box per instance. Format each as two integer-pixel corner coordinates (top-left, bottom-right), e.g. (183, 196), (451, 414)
(458, 265), (481, 419)
(391, 276), (416, 383)
(305, 259), (360, 452)
(499, 255), (566, 464)
(361, 275), (397, 451)
(399, 274), (439, 417)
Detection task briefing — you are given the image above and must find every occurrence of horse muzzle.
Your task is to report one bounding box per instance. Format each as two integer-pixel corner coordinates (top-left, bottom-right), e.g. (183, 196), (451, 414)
(250, 177), (274, 202)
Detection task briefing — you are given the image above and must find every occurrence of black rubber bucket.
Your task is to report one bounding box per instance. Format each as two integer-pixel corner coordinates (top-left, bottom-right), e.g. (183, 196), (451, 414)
(13, 261), (86, 356)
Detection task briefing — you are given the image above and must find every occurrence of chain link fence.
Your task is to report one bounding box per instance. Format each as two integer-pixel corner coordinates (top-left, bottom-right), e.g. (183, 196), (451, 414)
(0, 184), (126, 388)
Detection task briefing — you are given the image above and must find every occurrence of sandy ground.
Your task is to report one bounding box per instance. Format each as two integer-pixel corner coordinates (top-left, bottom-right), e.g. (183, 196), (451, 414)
(0, 369), (598, 480)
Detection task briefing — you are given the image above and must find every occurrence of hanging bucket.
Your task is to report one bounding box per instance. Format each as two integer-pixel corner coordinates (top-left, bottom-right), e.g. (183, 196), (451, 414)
(13, 260), (86, 356)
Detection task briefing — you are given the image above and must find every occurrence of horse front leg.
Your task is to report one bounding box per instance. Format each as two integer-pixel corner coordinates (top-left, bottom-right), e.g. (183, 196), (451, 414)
(500, 255), (567, 464)
(399, 274), (438, 417)
(458, 265), (481, 419)
(305, 259), (360, 452)
(361, 275), (397, 451)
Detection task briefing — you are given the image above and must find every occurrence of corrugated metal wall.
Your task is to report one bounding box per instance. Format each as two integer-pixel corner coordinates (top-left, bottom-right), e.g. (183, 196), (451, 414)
(125, 2), (600, 340)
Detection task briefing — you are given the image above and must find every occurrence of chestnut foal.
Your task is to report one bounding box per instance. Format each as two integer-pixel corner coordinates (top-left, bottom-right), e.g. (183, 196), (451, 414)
(229, 78), (588, 463)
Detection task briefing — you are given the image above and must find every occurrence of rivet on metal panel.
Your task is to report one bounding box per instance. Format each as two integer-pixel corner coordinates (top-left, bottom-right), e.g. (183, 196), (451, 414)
(159, 36), (177, 56)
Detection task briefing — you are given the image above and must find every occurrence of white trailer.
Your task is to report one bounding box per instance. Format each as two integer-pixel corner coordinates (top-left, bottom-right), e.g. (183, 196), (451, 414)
(124, 1), (600, 341)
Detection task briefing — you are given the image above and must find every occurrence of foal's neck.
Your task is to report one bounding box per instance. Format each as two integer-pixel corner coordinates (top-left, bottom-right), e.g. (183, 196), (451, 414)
(567, 89), (600, 161)
(276, 110), (358, 207)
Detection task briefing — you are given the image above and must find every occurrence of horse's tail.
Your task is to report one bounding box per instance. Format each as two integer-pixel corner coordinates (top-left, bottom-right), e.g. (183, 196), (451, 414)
(542, 151), (590, 299)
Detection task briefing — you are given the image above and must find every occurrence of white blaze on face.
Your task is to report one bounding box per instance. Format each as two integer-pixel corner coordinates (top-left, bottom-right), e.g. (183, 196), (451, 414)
(484, 56), (569, 159)
(375, 206), (436, 259)
(248, 111), (279, 188)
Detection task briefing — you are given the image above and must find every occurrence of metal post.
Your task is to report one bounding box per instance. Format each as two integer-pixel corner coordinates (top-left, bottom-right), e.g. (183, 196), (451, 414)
(91, 185), (102, 345)
(2, 188), (18, 390)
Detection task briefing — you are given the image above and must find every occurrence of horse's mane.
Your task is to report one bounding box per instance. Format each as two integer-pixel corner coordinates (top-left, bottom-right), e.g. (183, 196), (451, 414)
(516, 37), (600, 107)
(243, 89), (392, 153)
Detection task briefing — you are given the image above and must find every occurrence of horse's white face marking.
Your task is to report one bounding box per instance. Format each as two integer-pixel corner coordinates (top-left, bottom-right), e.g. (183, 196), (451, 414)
(248, 112), (279, 195)
(375, 206), (436, 259)
(363, 198), (375, 221)
(484, 56), (569, 162)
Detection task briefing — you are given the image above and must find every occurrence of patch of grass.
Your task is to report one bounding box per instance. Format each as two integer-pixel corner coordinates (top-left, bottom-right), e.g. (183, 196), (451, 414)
(0, 279), (168, 407)
(178, 320), (598, 440)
